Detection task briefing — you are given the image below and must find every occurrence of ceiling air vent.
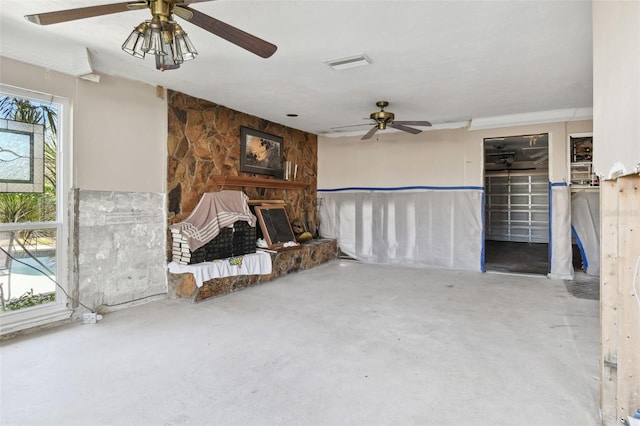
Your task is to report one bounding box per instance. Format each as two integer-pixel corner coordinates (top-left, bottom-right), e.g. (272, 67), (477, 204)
(325, 54), (372, 70)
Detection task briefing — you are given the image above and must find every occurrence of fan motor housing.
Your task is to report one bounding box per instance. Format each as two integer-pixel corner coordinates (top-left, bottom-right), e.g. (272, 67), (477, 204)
(371, 111), (394, 129)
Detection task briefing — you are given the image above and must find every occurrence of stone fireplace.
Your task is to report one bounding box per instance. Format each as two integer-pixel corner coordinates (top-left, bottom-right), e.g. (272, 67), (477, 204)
(167, 90), (336, 300)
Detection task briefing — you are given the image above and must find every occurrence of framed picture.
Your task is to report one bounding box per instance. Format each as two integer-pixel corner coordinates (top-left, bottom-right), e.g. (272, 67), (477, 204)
(255, 205), (296, 249)
(240, 126), (284, 177)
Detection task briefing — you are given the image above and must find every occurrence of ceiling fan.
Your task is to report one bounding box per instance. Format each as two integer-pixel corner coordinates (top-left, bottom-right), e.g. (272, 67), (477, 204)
(24, 0), (277, 71)
(334, 101), (432, 140)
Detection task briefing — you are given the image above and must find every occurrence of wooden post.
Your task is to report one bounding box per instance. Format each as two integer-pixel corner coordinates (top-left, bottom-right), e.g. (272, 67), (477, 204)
(600, 175), (640, 425)
(616, 175), (640, 420)
(600, 179), (619, 425)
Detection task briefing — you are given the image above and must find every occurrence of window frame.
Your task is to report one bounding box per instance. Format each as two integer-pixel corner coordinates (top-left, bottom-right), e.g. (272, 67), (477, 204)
(0, 84), (73, 335)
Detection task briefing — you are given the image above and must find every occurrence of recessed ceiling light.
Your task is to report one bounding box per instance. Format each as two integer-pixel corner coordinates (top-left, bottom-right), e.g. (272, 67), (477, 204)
(286, 113), (298, 117)
(325, 54), (372, 70)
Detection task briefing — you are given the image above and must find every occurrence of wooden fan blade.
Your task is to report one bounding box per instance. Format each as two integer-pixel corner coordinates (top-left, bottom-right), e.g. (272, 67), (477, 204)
(25, 2), (142, 25)
(389, 123), (422, 135)
(361, 126), (379, 140)
(393, 120), (432, 127)
(181, 6), (277, 58)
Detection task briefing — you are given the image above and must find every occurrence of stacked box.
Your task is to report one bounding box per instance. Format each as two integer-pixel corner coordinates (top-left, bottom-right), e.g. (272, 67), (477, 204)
(171, 221), (256, 265)
(171, 229), (191, 264)
(232, 221), (257, 256)
(196, 227), (234, 263)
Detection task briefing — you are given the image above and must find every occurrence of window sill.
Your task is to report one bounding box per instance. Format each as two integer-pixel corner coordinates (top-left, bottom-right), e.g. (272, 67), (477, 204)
(1, 303), (73, 337)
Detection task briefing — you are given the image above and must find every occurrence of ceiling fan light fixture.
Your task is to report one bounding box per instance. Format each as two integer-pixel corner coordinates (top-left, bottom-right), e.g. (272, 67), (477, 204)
(27, 0), (277, 70)
(122, 16), (197, 70)
(155, 23), (182, 70)
(121, 21), (148, 58)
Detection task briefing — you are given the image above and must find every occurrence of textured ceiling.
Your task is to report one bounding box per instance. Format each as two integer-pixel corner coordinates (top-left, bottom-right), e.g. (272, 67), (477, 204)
(484, 134), (549, 172)
(0, 1), (593, 137)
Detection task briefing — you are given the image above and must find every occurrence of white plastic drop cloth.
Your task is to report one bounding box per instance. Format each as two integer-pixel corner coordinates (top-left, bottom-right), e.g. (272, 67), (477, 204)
(318, 189), (484, 271)
(571, 190), (600, 275)
(549, 184), (574, 280)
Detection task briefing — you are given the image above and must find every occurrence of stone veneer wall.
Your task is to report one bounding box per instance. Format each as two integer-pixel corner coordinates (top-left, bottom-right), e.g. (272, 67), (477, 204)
(77, 190), (167, 310)
(167, 90), (318, 230)
(167, 90), (322, 297)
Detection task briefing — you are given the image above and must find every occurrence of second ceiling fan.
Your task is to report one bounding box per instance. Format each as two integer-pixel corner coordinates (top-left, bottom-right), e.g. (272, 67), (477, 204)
(357, 101), (432, 140)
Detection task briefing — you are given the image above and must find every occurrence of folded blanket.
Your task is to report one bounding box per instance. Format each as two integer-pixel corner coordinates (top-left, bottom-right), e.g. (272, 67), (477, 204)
(170, 190), (256, 251)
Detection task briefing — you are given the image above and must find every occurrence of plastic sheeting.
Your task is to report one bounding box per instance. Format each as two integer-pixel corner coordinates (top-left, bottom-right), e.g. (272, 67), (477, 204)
(318, 188), (484, 271)
(571, 190), (600, 275)
(549, 183), (574, 280)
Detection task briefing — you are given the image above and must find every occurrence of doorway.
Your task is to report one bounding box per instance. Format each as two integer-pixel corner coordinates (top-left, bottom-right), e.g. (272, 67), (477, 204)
(483, 133), (549, 275)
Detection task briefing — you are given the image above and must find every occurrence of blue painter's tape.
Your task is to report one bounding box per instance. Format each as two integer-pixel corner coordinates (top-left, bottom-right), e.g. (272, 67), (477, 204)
(548, 182), (553, 265)
(571, 225), (588, 270)
(481, 192), (486, 272)
(318, 185), (484, 192)
(550, 182), (568, 187)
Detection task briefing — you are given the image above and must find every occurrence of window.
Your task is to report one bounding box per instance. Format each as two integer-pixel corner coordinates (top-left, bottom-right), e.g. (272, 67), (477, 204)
(0, 121), (44, 191)
(0, 86), (72, 334)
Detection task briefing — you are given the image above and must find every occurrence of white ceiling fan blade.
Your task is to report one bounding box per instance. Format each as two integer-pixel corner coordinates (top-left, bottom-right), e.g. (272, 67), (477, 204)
(173, 6), (193, 20)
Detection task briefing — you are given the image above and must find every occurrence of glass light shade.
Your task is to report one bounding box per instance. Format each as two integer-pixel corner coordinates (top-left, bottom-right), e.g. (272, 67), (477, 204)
(142, 17), (167, 56)
(173, 24), (197, 61)
(162, 27), (181, 63)
(121, 21), (148, 58)
(155, 52), (180, 71)
(165, 22), (182, 63)
(170, 43), (183, 64)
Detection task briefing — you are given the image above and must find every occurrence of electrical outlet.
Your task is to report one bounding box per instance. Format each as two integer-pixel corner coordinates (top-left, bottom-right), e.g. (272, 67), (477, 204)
(82, 312), (103, 324)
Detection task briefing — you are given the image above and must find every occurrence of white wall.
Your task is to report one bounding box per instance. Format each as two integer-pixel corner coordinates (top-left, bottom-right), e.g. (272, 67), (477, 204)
(0, 57), (167, 192)
(319, 129), (471, 188)
(593, 1), (640, 180)
(75, 75), (167, 193)
(318, 119), (592, 276)
(1, 57), (169, 316)
(318, 120), (592, 189)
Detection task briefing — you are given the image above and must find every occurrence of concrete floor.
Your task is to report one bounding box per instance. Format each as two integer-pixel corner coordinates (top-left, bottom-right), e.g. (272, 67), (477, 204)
(484, 241), (549, 275)
(0, 260), (600, 426)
